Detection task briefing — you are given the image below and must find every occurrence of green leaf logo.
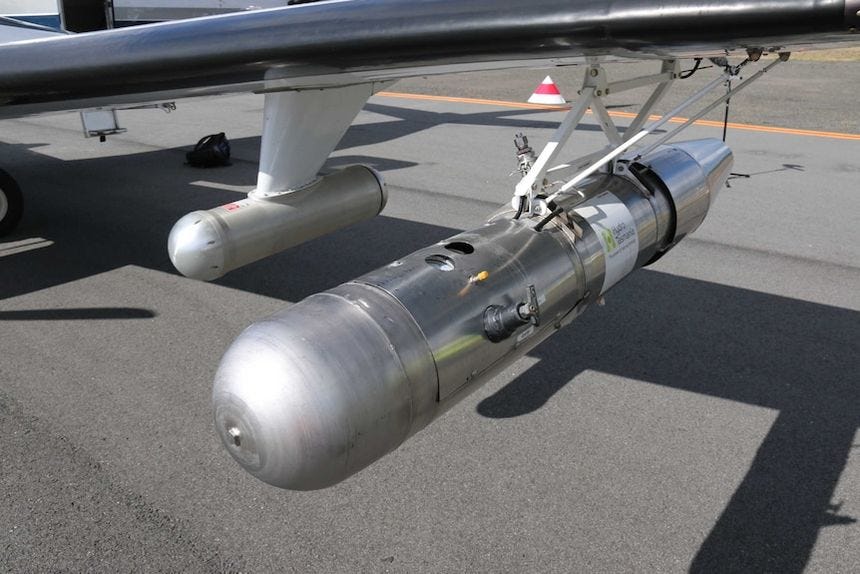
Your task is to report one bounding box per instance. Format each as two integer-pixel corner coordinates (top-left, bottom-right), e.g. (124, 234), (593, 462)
(602, 229), (617, 251)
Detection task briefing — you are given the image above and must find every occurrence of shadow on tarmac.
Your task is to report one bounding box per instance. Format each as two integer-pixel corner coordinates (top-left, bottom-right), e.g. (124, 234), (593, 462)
(479, 269), (859, 573)
(0, 307), (156, 320)
(0, 137), (446, 301)
(0, 127), (857, 573)
(343, 103), (609, 148)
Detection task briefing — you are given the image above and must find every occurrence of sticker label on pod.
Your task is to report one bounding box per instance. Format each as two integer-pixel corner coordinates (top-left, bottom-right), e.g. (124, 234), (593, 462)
(574, 191), (639, 294)
(219, 199), (252, 212)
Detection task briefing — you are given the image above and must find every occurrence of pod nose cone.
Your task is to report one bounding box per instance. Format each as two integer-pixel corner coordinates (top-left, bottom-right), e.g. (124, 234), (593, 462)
(212, 287), (426, 490)
(212, 312), (349, 490)
(168, 211), (226, 281)
(671, 138), (734, 202)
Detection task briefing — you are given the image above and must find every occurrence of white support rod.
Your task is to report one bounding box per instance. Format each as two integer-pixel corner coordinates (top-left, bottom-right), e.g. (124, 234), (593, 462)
(546, 146), (613, 176)
(633, 58), (784, 158)
(553, 131), (651, 196)
(548, 68), (732, 199)
(514, 87), (595, 197)
(607, 70), (675, 94)
(624, 61), (678, 137)
(589, 99), (624, 146)
(632, 66), (730, 134)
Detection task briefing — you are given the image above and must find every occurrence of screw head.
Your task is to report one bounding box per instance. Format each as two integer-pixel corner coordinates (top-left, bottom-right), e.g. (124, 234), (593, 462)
(227, 427), (242, 447)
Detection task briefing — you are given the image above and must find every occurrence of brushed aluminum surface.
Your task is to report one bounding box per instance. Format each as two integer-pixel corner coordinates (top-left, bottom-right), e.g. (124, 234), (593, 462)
(213, 282), (436, 490)
(168, 164), (386, 280)
(213, 140), (733, 489)
(646, 139), (734, 242)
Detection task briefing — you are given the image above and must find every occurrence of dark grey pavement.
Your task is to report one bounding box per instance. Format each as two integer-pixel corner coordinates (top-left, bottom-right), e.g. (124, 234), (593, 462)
(1, 63), (858, 573)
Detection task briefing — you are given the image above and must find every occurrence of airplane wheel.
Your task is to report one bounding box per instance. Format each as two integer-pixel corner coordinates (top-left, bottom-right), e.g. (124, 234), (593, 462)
(0, 168), (23, 237)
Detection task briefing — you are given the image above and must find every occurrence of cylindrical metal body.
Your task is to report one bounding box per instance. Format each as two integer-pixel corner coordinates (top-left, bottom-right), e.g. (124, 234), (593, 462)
(168, 165), (387, 280)
(213, 139), (732, 490)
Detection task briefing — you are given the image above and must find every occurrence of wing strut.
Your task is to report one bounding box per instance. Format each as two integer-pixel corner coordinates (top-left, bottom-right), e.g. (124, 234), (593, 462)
(512, 51), (790, 218)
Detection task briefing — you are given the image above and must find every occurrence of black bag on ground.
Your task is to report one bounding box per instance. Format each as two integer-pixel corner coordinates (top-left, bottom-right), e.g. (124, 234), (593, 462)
(186, 132), (231, 167)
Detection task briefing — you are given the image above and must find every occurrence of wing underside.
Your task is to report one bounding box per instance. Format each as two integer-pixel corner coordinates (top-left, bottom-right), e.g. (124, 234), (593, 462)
(0, 0), (857, 117)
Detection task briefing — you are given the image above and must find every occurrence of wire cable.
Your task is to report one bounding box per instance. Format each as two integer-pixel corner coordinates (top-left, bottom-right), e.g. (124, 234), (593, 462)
(513, 196), (526, 220)
(679, 58), (702, 79)
(533, 206), (564, 232)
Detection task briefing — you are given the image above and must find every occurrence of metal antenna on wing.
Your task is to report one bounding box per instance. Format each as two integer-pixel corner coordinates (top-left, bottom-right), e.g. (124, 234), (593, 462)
(722, 49), (764, 184)
(720, 49), (761, 142)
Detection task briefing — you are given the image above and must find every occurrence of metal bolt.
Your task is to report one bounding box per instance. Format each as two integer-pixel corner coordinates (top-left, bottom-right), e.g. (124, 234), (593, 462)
(590, 68), (599, 77)
(227, 427), (242, 447)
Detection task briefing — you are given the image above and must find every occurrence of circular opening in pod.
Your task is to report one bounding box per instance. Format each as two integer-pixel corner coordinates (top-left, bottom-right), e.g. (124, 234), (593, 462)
(444, 241), (475, 255)
(425, 254), (455, 271)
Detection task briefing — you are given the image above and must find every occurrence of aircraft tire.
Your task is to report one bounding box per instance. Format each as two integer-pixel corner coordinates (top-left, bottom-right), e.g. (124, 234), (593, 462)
(0, 168), (23, 237)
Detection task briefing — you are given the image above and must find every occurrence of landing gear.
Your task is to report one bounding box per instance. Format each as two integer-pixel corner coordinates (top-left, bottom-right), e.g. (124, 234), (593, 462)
(0, 168), (23, 237)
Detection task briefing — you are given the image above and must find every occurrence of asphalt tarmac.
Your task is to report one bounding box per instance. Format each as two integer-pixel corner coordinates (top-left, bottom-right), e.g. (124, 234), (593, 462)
(1, 63), (858, 573)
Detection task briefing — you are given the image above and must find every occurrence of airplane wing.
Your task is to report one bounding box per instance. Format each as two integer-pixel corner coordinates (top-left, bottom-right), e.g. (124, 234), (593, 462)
(0, 0), (858, 118)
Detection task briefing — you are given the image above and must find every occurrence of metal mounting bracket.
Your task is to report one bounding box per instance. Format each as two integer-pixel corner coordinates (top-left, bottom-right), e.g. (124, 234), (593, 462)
(512, 52), (788, 213)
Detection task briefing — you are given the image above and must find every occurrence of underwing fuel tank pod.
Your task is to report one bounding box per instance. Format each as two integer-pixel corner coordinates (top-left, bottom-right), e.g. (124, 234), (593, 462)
(168, 165), (386, 281)
(213, 139), (733, 490)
